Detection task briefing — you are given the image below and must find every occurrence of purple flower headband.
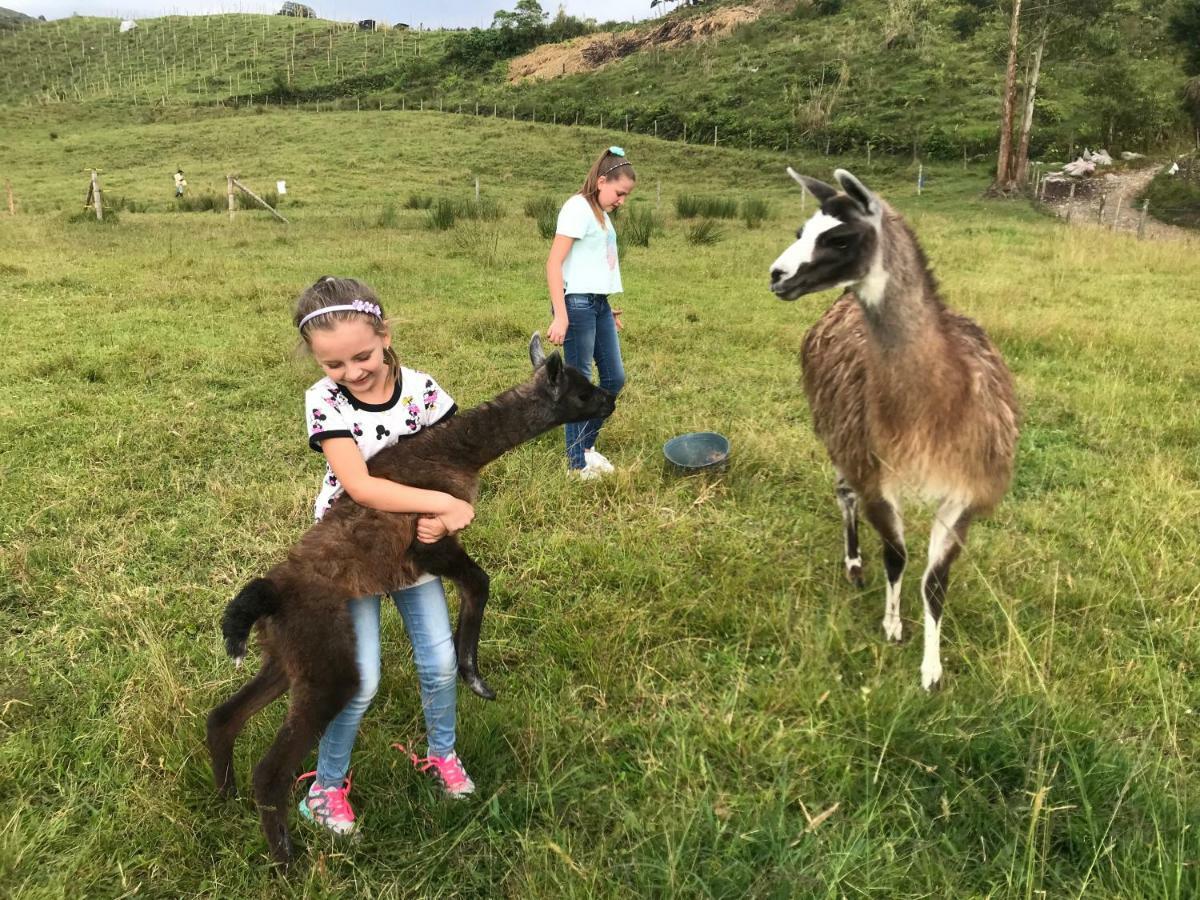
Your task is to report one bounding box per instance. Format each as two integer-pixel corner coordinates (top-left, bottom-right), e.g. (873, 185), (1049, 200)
(298, 298), (382, 330)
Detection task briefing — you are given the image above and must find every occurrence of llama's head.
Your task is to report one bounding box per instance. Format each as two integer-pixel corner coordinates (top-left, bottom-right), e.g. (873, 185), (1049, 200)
(528, 333), (617, 425)
(769, 168), (884, 302)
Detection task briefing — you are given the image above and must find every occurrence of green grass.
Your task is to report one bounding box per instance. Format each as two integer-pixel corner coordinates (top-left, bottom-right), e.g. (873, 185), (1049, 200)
(0, 3), (1192, 158)
(2, 104), (1200, 897)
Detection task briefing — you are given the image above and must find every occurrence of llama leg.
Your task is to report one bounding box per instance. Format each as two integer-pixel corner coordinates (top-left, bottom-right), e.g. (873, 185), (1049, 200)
(834, 471), (864, 587)
(206, 655), (288, 798)
(919, 501), (973, 691)
(863, 497), (906, 642)
(412, 539), (494, 700)
(252, 679), (356, 867)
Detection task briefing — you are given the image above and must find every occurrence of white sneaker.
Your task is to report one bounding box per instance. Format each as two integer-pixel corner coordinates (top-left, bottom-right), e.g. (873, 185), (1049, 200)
(571, 464), (602, 481)
(584, 449), (615, 473)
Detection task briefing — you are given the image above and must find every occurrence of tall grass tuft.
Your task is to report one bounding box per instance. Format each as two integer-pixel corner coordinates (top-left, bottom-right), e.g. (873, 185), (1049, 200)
(623, 204), (656, 247)
(676, 195), (739, 219)
(426, 197), (459, 230)
(175, 193), (222, 212)
(460, 196), (505, 222)
(685, 219), (725, 245)
(524, 196), (558, 238)
(741, 197), (770, 229)
(375, 203), (399, 228)
(405, 193), (433, 210)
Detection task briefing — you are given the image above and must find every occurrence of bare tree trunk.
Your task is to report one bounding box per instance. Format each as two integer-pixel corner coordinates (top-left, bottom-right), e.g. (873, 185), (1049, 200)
(1014, 21), (1047, 186)
(993, 0), (1022, 191)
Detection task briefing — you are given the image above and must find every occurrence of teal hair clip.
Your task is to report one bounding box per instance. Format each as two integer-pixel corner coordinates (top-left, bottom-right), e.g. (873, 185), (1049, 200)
(608, 146), (626, 157)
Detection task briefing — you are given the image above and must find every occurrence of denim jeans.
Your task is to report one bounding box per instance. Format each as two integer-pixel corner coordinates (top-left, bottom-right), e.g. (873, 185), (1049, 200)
(562, 293), (626, 470)
(314, 578), (457, 786)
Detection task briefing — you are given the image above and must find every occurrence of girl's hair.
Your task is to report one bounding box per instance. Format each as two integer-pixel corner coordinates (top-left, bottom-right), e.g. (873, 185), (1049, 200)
(580, 147), (636, 226)
(293, 276), (400, 377)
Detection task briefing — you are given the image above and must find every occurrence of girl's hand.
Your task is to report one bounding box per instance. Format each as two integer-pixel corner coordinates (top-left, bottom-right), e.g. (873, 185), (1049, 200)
(438, 497), (475, 535)
(416, 516), (448, 544)
(547, 314), (569, 346)
(612, 307), (624, 332)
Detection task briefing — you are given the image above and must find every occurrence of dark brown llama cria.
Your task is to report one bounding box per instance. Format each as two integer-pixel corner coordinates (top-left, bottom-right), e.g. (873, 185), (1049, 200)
(206, 334), (615, 867)
(769, 168), (1019, 691)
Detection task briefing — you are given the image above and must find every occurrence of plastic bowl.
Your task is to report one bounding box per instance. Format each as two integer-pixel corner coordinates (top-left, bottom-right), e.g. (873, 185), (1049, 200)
(663, 431), (730, 472)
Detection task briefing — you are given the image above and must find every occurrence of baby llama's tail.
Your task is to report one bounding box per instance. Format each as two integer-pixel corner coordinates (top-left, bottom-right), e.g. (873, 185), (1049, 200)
(221, 577), (280, 666)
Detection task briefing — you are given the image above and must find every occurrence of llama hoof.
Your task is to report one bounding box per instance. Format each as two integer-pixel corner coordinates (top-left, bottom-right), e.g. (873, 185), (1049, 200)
(882, 616), (903, 643)
(920, 665), (943, 692)
(844, 556), (864, 588)
(462, 669), (496, 701)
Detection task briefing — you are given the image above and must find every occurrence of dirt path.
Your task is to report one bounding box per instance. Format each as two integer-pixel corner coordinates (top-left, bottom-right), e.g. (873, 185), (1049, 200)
(1042, 165), (1196, 242)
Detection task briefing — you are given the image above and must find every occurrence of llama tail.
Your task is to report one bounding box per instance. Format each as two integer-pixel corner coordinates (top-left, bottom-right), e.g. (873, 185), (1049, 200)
(221, 577), (279, 666)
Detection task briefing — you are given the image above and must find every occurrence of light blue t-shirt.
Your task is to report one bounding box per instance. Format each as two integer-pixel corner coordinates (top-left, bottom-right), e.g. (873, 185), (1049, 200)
(556, 193), (623, 296)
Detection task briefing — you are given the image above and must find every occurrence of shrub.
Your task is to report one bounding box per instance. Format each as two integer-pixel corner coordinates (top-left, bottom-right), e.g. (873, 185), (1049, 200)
(685, 219), (725, 245)
(176, 193), (222, 212)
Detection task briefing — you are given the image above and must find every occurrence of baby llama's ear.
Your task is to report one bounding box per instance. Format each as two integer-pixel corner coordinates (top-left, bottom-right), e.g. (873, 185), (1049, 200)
(529, 332), (546, 368)
(544, 352), (564, 397)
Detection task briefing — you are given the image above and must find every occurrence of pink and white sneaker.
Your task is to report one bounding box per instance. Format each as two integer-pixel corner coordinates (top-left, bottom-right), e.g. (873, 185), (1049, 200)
(296, 771), (356, 835)
(395, 744), (476, 798)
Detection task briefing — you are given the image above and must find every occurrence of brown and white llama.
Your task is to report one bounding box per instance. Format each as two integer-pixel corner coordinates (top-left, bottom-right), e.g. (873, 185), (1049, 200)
(768, 168), (1019, 690)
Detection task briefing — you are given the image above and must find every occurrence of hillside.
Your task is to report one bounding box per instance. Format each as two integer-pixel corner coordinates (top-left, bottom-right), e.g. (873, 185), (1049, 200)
(0, 1), (1192, 160)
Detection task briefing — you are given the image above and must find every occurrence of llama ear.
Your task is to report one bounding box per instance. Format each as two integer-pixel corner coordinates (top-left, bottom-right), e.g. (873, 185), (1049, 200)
(544, 351), (564, 394)
(529, 332), (546, 368)
(833, 169), (880, 216)
(787, 167), (836, 203)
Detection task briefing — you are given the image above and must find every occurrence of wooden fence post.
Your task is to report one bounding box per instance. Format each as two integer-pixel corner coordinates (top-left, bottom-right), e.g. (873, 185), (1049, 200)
(90, 169), (103, 220)
(227, 174), (236, 221)
(1137, 199), (1149, 239)
(1065, 182), (1076, 223)
(1110, 195), (1123, 231)
(713, 125), (718, 147)
(1097, 195), (1106, 224)
(6, 181), (13, 216)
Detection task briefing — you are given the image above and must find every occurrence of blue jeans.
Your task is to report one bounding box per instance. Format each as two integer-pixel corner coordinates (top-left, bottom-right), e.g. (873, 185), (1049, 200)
(314, 578), (457, 786)
(562, 293), (626, 470)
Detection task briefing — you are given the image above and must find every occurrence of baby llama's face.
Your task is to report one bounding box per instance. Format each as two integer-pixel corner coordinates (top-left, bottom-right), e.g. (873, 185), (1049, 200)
(309, 318), (392, 398)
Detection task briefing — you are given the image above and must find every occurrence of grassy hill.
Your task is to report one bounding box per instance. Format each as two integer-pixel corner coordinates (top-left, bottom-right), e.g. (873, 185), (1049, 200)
(1, 99), (1199, 896)
(0, 1), (1193, 161)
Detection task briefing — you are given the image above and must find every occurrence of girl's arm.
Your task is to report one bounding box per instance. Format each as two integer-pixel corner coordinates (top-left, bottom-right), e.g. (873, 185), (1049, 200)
(322, 437), (474, 535)
(545, 233), (575, 345)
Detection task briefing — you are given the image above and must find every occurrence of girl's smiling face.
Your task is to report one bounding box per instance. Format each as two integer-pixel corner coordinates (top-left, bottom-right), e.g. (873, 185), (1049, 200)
(308, 317), (393, 399)
(596, 173), (635, 212)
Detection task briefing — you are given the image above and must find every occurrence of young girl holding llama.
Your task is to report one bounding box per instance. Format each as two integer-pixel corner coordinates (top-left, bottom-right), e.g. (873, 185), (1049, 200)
(545, 146), (636, 479)
(293, 275), (477, 837)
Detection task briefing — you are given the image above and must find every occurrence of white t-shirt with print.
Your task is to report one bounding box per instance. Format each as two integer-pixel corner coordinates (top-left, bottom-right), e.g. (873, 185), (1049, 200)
(556, 193), (623, 296)
(305, 367), (457, 523)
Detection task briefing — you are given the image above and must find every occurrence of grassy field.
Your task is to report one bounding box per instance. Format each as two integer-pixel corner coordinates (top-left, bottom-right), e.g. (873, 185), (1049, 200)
(1, 104), (1199, 898)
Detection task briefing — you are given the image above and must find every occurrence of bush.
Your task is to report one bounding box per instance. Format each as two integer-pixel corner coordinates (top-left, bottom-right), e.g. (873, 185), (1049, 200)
(685, 219), (725, 245)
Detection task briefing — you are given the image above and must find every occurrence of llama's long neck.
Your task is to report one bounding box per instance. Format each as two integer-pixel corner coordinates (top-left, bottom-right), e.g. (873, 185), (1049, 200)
(853, 207), (966, 409)
(853, 206), (944, 349)
(426, 380), (559, 471)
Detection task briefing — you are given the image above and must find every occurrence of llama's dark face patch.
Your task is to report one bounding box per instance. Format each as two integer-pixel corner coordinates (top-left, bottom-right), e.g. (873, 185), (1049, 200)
(540, 353), (617, 425)
(770, 196), (878, 301)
